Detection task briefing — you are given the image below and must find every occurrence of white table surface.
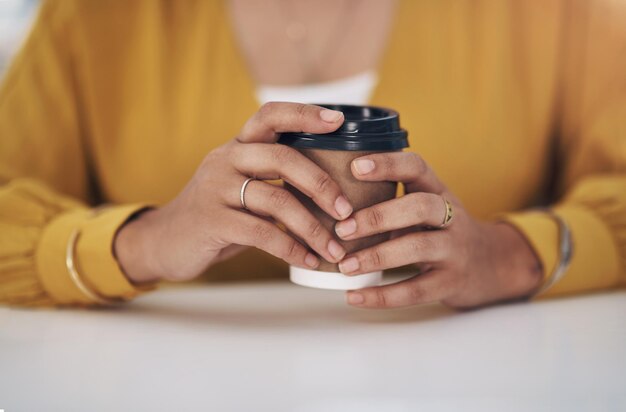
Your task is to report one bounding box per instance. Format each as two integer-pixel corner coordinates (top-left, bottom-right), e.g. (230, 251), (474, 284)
(1, 279), (625, 412)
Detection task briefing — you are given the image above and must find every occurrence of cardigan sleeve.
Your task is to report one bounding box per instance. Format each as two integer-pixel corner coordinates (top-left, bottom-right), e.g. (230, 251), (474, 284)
(0, 1), (155, 307)
(503, 0), (626, 298)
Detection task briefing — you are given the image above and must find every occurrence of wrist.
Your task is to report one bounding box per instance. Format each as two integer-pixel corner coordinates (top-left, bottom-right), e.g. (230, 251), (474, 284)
(488, 222), (543, 299)
(114, 208), (167, 284)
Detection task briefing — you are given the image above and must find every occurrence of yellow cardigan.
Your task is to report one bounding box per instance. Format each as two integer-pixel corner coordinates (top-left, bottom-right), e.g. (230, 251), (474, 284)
(1, 0), (625, 306)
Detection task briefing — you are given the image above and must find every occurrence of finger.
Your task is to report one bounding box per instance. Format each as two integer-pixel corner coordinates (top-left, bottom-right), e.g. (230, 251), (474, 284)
(224, 211), (320, 269)
(239, 102), (344, 143)
(350, 152), (446, 194)
(338, 230), (451, 275)
(233, 144), (353, 220)
(346, 270), (452, 309)
(236, 180), (346, 263)
(335, 192), (448, 240)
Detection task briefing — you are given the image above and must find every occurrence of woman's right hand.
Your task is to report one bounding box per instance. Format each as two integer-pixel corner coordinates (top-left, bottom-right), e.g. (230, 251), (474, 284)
(114, 103), (353, 283)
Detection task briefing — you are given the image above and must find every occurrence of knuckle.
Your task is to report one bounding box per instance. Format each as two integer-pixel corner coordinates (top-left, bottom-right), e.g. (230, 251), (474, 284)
(409, 285), (426, 303)
(239, 120), (255, 140)
(407, 193), (432, 220)
(209, 143), (229, 158)
(294, 103), (308, 121)
(313, 172), (333, 194)
(409, 239), (422, 256)
(283, 238), (301, 260)
(272, 144), (297, 164)
(307, 220), (324, 239)
(374, 288), (388, 307)
(199, 151), (218, 172)
(414, 233), (449, 261)
(411, 152), (427, 174)
(368, 248), (385, 268)
(366, 207), (385, 229)
(252, 223), (274, 244)
(382, 154), (396, 173)
(412, 198), (427, 219)
(258, 101), (278, 118)
(269, 188), (292, 208)
(409, 235), (428, 256)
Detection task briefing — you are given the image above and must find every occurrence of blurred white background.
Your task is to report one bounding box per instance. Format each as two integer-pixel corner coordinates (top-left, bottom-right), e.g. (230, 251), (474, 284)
(0, 0), (39, 76)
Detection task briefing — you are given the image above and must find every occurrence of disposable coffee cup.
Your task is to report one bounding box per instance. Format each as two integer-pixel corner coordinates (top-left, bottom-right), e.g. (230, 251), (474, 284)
(278, 104), (409, 290)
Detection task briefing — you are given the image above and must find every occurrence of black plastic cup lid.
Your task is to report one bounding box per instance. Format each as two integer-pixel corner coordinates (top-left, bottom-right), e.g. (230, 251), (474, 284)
(277, 104), (409, 151)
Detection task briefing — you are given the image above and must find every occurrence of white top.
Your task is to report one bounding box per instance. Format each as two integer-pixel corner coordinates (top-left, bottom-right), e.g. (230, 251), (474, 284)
(255, 70), (378, 106)
(1, 281), (624, 411)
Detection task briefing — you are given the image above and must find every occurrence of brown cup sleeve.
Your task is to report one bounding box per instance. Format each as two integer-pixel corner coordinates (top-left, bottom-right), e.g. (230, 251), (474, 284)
(285, 148), (398, 272)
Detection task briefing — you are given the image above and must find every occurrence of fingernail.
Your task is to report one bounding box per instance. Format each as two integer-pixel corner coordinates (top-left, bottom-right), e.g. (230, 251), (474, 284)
(347, 292), (364, 305)
(339, 257), (360, 274)
(353, 159), (375, 175)
(305, 253), (319, 268)
(320, 108), (344, 123)
(334, 196), (353, 219)
(335, 218), (357, 238)
(327, 239), (345, 261)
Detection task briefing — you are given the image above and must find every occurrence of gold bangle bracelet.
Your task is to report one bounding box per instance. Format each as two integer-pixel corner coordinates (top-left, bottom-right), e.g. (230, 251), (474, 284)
(65, 228), (122, 305)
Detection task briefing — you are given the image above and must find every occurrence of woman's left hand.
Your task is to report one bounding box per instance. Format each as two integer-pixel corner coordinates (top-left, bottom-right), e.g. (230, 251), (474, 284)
(334, 152), (544, 309)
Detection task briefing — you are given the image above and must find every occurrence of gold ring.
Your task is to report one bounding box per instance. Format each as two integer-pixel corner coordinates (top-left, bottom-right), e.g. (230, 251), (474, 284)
(439, 197), (454, 228)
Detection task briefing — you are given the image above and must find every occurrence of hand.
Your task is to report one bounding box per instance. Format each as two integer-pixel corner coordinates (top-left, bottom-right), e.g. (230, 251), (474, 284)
(334, 152), (544, 309)
(114, 103), (353, 283)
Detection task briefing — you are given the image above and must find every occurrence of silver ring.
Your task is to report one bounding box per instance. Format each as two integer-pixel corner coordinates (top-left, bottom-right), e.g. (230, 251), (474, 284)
(439, 197), (454, 228)
(240, 177), (256, 210)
